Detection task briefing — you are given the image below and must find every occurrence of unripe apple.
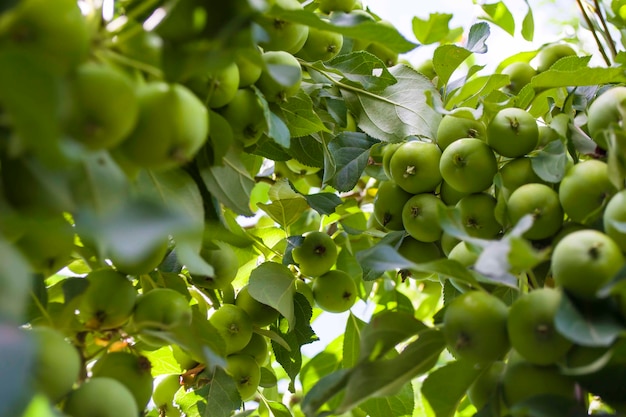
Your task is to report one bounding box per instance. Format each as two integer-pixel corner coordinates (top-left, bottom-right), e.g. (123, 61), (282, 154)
(77, 269), (136, 330)
(292, 231), (338, 277)
(91, 352), (153, 410)
(63, 377), (138, 417)
(29, 326), (81, 403)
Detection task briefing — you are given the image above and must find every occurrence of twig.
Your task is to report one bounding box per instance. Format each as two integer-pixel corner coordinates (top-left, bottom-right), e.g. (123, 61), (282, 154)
(576, 0), (612, 66)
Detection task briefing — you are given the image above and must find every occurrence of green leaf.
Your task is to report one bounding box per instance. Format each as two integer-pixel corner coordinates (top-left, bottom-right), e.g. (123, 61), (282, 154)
(269, 8), (418, 53)
(257, 198), (309, 228)
(251, 135), (292, 162)
(336, 329), (446, 413)
(289, 135), (325, 168)
(143, 346), (183, 375)
(465, 22), (490, 53)
(355, 243), (416, 278)
(555, 294), (623, 347)
(531, 65), (626, 89)
(270, 293), (317, 392)
(198, 148), (256, 217)
(358, 311), (429, 363)
(0, 237), (31, 322)
(0, 325), (34, 417)
(445, 74), (509, 109)
(177, 366), (241, 417)
(521, 1), (534, 41)
(278, 91), (328, 138)
(343, 313), (367, 368)
(341, 65), (442, 142)
(421, 360), (482, 417)
(327, 132), (379, 192)
(304, 192), (342, 216)
(359, 383), (414, 417)
(480, 2), (515, 36)
(266, 400), (293, 417)
(301, 369), (352, 417)
(73, 152), (129, 214)
(530, 140), (569, 183)
(248, 262), (296, 329)
(433, 45), (472, 89)
(267, 109), (291, 149)
(412, 13), (454, 45)
(327, 52), (397, 92)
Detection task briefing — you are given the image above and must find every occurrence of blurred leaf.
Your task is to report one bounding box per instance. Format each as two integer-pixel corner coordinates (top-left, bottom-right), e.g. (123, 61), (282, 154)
(0, 238), (31, 322)
(327, 132), (379, 192)
(266, 400), (293, 417)
(480, 2), (515, 36)
(336, 329), (445, 413)
(555, 294), (624, 347)
(0, 325), (34, 417)
(207, 111), (234, 165)
(177, 366), (240, 417)
(521, 1), (534, 41)
(412, 13), (455, 45)
(508, 395), (589, 417)
(271, 8), (418, 53)
(422, 360), (482, 417)
(278, 91), (328, 138)
(301, 369), (352, 417)
(21, 395), (57, 417)
(341, 65), (442, 142)
(249, 262), (296, 329)
(135, 169), (211, 276)
(73, 152), (129, 214)
(198, 148), (256, 217)
(433, 45), (472, 89)
(358, 311), (429, 363)
(465, 22), (490, 53)
(327, 52), (396, 92)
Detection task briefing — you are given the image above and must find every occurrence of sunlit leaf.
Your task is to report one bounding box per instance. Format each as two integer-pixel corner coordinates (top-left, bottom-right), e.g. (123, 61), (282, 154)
(422, 360), (482, 417)
(249, 262), (296, 329)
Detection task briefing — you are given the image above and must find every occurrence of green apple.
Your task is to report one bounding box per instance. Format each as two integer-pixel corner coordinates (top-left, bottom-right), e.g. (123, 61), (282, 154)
(312, 270), (358, 313)
(439, 180), (470, 206)
(507, 288), (572, 365)
(225, 354), (261, 400)
(436, 110), (486, 151)
(190, 241), (239, 290)
(108, 239), (169, 276)
(63, 377), (138, 417)
(498, 157), (543, 194)
(14, 214), (74, 274)
(255, 50), (302, 103)
(297, 26), (344, 62)
(236, 332), (270, 365)
(119, 82), (209, 170)
(487, 107), (539, 158)
(317, 0), (356, 13)
(256, 0), (309, 54)
(373, 181), (413, 231)
(77, 269), (136, 330)
(292, 231), (338, 277)
(604, 189), (626, 252)
(455, 193), (501, 239)
(397, 237), (442, 280)
(219, 88), (266, 147)
(235, 48), (263, 88)
(506, 183), (563, 240)
(439, 138), (497, 194)
(586, 86), (626, 150)
(0, 0), (90, 74)
(501, 360), (575, 406)
(552, 229), (624, 299)
(467, 361), (505, 410)
(152, 374), (182, 413)
(235, 285), (280, 327)
(65, 62), (139, 150)
(200, 62), (241, 109)
(536, 43), (576, 72)
(401, 193), (445, 242)
(442, 291), (510, 365)
(209, 304), (254, 355)
(91, 352), (153, 410)
(132, 288), (192, 343)
(558, 160), (617, 224)
(389, 141), (442, 194)
(502, 62), (536, 94)
(29, 326), (81, 403)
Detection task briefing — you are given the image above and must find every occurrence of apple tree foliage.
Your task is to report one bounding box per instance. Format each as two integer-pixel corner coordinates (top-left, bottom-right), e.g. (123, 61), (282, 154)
(5, 0), (626, 416)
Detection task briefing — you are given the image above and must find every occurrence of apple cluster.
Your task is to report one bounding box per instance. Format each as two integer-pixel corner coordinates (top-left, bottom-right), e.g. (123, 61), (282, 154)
(370, 72), (626, 411)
